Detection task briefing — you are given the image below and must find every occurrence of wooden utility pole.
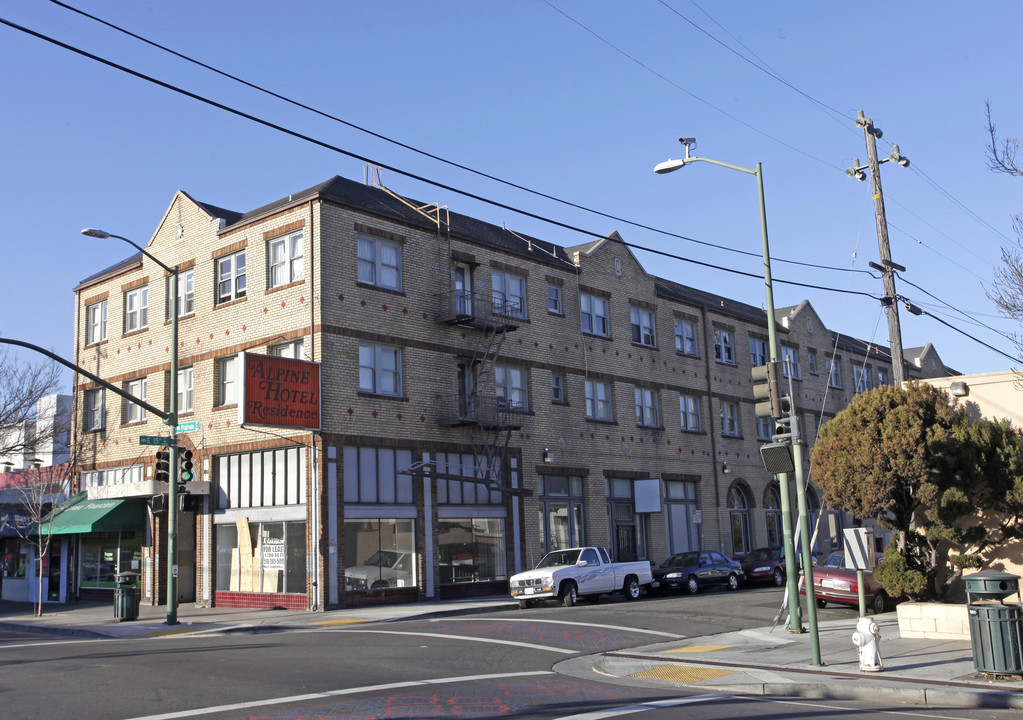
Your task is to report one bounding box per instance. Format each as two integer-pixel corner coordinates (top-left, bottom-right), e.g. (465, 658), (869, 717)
(856, 110), (908, 386)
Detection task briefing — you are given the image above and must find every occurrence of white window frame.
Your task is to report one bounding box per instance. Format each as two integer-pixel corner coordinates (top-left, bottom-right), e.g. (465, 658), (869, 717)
(807, 350), (819, 375)
(271, 339), (305, 360)
(218, 355), (239, 407)
(827, 358), (843, 389)
(782, 346), (801, 379)
(495, 364), (527, 411)
(714, 329), (735, 364)
(357, 236), (401, 291)
(674, 318), (698, 356)
(680, 394), (701, 432)
(720, 400), (739, 437)
(269, 231), (304, 288)
(359, 344), (402, 396)
(124, 287), (148, 334)
(177, 367), (194, 414)
(630, 307), (657, 347)
(635, 387), (659, 427)
(877, 367), (889, 386)
(85, 388), (105, 431)
(125, 378), (146, 424)
(757, 416), (773, 441)
(217, 250), (246, 304)
(547, 284), (562, 314)
(585, 379), (613, 421)
(86, 300), (107, 345)
(749, 338), (767, 367)
(551, 373), (565, 403)
(492, 270), (526, 319)
(853, 365), (872, 394)
(581, 293), (610, 337)
(166, 270), (195, 320)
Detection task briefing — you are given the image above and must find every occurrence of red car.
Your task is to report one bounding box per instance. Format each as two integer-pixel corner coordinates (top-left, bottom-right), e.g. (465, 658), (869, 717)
(800, 551), (891, 615)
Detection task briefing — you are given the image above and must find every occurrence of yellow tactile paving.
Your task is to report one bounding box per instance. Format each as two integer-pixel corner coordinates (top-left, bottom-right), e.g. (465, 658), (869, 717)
(632, 664), (738, 683)
(662, 644), (736, 654)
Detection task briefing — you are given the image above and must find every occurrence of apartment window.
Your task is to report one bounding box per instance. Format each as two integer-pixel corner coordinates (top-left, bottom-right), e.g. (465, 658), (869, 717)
(86, 300), (107, 345)
(782, 346), (801, 379)
(680, 394), (701, 432)
(630, 307), (657, 347)
(357, 236), (401, 291)
(720, 400), (739, 437)
(728, 485), (752, 556)
(218, 355), (239, 406)
(674, 318), (698, 356)
(359, 344), (402, 396)
(581, 293), (610, 337)
(165, 270), (195, 320)
(877, 367), (889, 386)
(124, 287), (148, 333)
(547, 285), (562, 314)
(749, 338), (767, 367)
(216, 250), (246, 304)
(85, 388), (105, 431)
(495, 364), (527, 411)
(827, 358), (843, 389)
(635, 387), (659, 427)
(551, 373), (565, 404)
(125, 378), (146, 424)
(714, 329), (735, 364)
(853, 365), (872, 394)
(271, 339), (305, 360)
(757, 416), (773, 441)
(269, 232), (303, 288)
(492, 270), (526, 318)
(177, 367), (194, 414)
(807, 350), (819, 375)
(585, 379), (613, 421)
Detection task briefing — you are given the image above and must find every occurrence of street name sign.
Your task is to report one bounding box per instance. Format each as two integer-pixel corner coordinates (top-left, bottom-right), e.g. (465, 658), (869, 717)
(176, 421), (201, 433)
(140, 435), (172, 446)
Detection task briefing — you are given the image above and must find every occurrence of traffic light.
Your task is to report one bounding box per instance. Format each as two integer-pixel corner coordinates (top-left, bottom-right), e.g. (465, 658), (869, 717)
(751, 360), (790, 420)
(155, 449), (170, 484)
(179, 448), (195, 482)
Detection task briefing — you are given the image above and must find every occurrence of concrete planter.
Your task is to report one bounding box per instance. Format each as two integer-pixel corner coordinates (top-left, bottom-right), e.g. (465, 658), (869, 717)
(896, 601), (969, 640)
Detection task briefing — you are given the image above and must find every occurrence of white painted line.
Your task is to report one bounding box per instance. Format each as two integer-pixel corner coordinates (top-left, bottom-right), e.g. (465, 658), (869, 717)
(340, 628), (578, 654)
(121, 670), (554, 720)
(553, 693), (728, 719)
(434, 616), (684, 639)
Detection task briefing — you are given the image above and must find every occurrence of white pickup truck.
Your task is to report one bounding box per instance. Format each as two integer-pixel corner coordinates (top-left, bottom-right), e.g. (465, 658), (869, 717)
(509, 546), (653, 608)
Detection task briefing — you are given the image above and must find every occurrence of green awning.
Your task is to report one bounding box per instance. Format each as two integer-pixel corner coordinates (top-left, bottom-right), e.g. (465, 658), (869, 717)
(38, 492), (144, 535)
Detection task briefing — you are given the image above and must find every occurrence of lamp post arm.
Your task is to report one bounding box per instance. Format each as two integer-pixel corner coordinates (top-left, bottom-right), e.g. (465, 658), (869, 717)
(684, 156), (758, 177)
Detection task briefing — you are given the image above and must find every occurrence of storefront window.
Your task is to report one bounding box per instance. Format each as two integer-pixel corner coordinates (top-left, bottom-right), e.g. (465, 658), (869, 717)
(438, 518), (506, 584)
(79, 533), (140, 588)
(343, 519), (416, 591)
(215, 519), (307, 593)
(2, 539), (27, 578)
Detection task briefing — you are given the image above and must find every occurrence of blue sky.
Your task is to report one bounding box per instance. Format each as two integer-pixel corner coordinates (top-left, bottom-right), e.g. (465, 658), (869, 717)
(2, 1), (1020, 388)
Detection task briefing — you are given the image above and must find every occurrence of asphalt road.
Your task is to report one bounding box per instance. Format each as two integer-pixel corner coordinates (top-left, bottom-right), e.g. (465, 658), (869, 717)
(4, 587), (1020, 720)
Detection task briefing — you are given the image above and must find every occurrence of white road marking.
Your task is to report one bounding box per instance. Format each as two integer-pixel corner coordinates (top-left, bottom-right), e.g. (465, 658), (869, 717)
(121, 670), (554, 720)
(553, 693), (728, 719)
(433, 616), (684, 639)
(338, 628), (578, 654)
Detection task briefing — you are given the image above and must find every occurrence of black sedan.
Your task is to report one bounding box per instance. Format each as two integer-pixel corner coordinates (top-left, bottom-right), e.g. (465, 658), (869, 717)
(650, 550), (745, 594)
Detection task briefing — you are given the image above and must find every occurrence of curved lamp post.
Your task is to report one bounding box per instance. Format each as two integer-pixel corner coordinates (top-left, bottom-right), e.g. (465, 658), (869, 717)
(653, 141), (821, 665)
(82, 228), (180, 626)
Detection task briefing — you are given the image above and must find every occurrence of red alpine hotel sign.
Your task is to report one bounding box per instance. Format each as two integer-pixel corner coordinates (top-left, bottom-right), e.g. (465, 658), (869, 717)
(238, 352), (321, 432)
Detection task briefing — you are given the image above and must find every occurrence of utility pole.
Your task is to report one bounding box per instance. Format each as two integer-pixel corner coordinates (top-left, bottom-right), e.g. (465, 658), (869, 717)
(848, 110), (911, 385)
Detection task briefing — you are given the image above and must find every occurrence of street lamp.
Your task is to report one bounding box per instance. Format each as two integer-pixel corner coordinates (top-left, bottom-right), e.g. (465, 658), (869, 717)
(653, 140), (822, 664)
(81, 227), (181, 626)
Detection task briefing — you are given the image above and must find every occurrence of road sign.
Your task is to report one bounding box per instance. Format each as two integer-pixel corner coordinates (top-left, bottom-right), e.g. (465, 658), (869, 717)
(140, 435), (172, 446)
(176, 421), (201, 433)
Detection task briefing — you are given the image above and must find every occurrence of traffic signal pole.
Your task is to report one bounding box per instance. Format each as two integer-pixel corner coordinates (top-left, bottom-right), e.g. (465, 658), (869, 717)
(166, 265), (179, 625)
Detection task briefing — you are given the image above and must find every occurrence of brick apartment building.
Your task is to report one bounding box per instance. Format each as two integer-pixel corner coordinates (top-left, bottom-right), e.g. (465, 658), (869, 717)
(67, 173), (953, 610)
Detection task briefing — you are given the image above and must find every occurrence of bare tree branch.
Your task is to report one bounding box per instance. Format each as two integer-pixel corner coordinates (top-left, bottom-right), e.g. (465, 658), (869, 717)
(0, 346), (66, 461)
(986, 101), (1023, 177)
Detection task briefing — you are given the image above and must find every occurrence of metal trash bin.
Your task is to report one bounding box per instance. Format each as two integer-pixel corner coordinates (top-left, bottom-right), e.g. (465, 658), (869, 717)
(965, 570), (1023, 675)
(114, 571), (140, 622)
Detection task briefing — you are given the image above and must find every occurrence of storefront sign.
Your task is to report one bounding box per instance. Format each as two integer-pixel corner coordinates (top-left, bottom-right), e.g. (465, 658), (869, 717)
(239, 352), (321, 431)
(260, 537), (286, 571)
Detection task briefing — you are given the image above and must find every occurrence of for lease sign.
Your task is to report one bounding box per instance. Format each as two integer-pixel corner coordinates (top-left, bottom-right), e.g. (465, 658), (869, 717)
(239, 352), (321, 431)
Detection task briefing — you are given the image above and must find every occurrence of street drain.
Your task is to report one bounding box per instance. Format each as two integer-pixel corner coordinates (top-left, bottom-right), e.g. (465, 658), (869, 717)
(632, 665), (738, 683)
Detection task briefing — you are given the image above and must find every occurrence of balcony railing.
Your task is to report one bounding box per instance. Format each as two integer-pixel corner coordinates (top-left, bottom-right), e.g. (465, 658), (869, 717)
(434, 290), (522, 329)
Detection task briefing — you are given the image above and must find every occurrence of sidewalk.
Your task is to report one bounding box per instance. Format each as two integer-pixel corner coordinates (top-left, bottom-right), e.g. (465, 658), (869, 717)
(3, 599), (1022, 709)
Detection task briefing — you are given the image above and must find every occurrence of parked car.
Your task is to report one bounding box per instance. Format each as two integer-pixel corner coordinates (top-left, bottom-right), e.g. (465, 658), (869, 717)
(740, 546), (818, 586)
(799, 551), (891, 614)
(650, 550), (744, 594)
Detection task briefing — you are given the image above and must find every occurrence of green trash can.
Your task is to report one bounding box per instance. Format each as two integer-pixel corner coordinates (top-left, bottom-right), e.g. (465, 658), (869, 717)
(114, 571), (140, 622)
(965, 570), (1023, 675)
